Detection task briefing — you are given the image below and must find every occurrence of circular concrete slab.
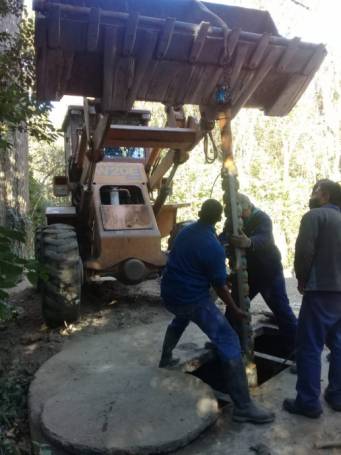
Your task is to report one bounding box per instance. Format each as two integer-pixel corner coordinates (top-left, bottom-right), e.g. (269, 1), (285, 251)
(40, 366), (218, 454)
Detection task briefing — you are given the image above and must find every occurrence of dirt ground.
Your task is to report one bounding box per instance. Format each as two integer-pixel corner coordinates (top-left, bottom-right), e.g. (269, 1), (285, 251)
(0, 277), (300, 454)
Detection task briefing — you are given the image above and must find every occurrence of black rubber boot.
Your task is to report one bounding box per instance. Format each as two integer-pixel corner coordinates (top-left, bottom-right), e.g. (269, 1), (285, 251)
(283, 399), (322, 418)
(222, 358), (275, 424)
(324, 389), (341, 412)
(289, 364), (297, 375)
(204, 341), (217, 351)
(158, 326), (182, 368)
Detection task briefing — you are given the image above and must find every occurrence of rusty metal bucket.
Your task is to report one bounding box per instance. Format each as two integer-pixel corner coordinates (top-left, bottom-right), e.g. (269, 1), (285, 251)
(33, 0), (326, 117)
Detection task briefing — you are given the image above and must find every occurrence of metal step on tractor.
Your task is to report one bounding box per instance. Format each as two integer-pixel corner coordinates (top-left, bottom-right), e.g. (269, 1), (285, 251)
(33, 0), (326, 337)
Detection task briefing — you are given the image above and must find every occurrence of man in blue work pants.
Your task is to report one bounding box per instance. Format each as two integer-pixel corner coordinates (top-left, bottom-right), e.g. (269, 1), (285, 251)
(228, 194), (297, 353)
(284, 179), (341, 418)
(159, 199), (275, 424)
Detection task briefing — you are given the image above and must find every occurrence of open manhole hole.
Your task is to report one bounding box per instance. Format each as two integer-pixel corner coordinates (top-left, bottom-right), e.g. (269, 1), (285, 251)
(189, 324), (294, 403)
(253, 325), (295, 385)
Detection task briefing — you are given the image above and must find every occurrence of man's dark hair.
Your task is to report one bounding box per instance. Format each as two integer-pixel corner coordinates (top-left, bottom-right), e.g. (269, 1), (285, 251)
(198, 199), (223, 224)
(315, 179), (341, 206)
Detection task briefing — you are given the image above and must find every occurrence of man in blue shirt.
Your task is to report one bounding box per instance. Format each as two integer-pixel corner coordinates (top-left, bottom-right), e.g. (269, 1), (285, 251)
(159, 199), (274, 424)
(284, 180), (341, 418)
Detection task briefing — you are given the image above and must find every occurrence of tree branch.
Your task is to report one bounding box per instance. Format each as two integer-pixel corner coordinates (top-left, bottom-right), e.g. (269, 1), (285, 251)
(289, 0), (310, 10)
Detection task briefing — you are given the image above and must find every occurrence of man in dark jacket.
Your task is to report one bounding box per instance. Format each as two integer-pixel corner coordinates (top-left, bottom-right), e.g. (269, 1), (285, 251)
(159, 199), (274, 424)
(283, 179), (341, 418)
(228, 194), (297, 350)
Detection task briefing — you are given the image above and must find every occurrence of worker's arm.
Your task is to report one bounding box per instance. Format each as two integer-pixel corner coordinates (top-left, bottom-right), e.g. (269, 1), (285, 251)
(294, 211), (319, 292)
(203, 240), (247, 320)
(213, 284), (248, 321)
(248, 213), (273, 250)
(230, 212), (273, 251)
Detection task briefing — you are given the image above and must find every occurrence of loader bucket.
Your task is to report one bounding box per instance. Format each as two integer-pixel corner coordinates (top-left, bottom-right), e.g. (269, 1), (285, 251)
(34, 0), (326, 117)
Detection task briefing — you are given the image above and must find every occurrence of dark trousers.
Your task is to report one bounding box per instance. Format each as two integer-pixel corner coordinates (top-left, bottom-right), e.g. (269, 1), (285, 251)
(249, 271), (297, 350)
(165, 297), (241, 361)
(295, 291), (341, 411)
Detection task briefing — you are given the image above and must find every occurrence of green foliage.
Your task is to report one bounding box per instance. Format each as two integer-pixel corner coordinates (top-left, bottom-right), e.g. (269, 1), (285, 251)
(0, 226), (39, 320)
(32, 442), (53, 455)
(0, 0), (59, 316)
(0, 372), (30, 455)
(0, 3), (59, 155)
(29, 171), (46, 227)
(29, 140), (67, 230)
(0, 0), (22, 17)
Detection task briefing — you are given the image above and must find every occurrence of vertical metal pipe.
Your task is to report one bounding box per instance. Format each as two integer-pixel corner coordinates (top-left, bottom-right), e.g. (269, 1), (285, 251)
(218, 110), (257, 386)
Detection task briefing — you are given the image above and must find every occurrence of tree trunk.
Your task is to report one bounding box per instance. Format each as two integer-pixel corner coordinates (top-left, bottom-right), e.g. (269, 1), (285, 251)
(0, 11), (30, 254)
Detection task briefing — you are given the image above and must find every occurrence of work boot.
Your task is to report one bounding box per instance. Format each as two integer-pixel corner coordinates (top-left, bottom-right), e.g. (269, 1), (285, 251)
(289, 364), (297, 375)
(222, 358), (275, 424)
(205, 341), (218, 351)
(158, 326), (182, 368)
(283, 399), (322, 418)
(324, 389), (341, 412)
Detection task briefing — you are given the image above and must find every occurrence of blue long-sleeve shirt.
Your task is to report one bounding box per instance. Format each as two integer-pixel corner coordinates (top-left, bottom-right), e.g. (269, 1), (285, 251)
(220, 208), (282, 285)
(242, 208), (283, 283)
(161, 221), (227, 304)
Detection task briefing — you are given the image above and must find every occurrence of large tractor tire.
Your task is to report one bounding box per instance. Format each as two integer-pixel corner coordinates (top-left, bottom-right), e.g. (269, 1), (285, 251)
(36, 223), (83, 328)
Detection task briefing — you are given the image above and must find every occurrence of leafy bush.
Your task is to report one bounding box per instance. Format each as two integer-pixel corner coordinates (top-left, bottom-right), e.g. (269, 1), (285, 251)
(0, 6), (58, 154)
(0, 226), (38, 320)
(0, 372), (30, 455)
(0, 0), (57, 318)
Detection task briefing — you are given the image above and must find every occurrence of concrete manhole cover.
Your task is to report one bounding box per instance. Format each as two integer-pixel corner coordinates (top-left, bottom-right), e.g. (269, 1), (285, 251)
(41, 367), (218, 454)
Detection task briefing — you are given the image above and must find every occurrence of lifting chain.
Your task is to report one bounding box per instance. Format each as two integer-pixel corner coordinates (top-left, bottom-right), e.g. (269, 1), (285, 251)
(201, 116), (219, 164)
(203, 132), (219, 164)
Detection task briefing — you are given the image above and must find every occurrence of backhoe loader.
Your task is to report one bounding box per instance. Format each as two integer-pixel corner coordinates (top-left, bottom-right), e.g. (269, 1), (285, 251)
(33, 0), (326, 358)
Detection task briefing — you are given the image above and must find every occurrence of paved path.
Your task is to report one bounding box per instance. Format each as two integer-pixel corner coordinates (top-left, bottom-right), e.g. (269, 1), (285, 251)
(29, 279), (341, 455)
